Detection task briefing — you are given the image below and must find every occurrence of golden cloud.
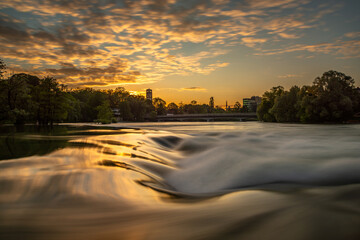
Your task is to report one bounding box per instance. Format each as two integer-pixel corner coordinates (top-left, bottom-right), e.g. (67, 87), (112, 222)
(0, 0), (353, 88)
(181, 87), (208, 92)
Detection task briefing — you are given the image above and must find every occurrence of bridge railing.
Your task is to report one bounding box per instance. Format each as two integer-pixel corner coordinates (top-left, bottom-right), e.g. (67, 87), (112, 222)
(156, 113), (257, 119)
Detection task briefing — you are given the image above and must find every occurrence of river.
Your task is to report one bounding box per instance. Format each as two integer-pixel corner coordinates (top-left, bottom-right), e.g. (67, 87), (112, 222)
(0, 122), (360, 239)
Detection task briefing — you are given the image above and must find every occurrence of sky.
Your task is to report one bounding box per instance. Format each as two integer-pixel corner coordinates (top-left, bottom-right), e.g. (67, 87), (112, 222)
(0, 0), (359, 106)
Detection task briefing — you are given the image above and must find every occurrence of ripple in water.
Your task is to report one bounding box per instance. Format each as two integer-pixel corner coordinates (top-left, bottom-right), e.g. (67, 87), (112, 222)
(0, 123), (360, 240)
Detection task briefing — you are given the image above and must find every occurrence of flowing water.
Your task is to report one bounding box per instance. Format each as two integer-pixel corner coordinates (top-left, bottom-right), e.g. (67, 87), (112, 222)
(0, 122), (360, 240)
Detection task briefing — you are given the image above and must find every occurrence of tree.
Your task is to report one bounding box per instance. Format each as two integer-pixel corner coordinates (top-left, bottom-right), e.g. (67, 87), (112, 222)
(65, 93), (81, 122)
(257, 86), (284, 122)
(0, 74), (31, 124)
(257, 71), (359, 123)
(178, 101), (185, 114)
(209, 97), (214, 112)
(37, 77), (70, 125)
(309, 70), (357, 122)
(106, 87), (130, 109)
(167, 102), (179, 114)
(153, 97), (166, 115)
(233, 101), (241, 112)
(270, 86), (300, 122)
(96, 100), (113, 124)
(214, 106), (225, 113)
(70, 88), (107, 122)
(128, 95), (147, 121)
(0, 58), (6, 79)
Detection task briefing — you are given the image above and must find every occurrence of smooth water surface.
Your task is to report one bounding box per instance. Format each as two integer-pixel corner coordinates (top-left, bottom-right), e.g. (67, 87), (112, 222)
(1, 122), (360, 239)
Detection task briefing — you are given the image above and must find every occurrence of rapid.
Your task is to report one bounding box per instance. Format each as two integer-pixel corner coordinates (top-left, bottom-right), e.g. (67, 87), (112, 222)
(1, 122), (359, 239)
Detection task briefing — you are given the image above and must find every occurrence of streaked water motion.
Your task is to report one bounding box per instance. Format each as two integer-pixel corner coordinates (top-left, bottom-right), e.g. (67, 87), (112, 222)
(1, 122), (360, 239)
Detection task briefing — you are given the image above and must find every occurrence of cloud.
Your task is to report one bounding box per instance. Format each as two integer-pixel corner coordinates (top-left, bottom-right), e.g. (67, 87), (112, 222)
(43, 59), (143, 87)
(244, 0), (308, 9)
(278, 74), (302, 78)
(344, 32), (360, 39)
(181, 87), (207, 92)
(255, 40), (360, 58)
(241, 37), (267, 48)
(0, 0), (354, 88)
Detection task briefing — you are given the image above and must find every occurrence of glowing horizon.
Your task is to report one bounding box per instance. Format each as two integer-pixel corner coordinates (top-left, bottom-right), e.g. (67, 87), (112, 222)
(0, 0), (359, 105)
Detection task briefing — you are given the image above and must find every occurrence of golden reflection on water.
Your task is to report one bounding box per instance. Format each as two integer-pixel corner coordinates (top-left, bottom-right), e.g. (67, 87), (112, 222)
(0, 132), (179, 205)
(1, 124), (360, 239)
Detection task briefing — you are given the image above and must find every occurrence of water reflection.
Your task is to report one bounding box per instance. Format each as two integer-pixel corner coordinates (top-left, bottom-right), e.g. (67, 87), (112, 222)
(0, 123), (360, 239)
(0, 125), (135, 160)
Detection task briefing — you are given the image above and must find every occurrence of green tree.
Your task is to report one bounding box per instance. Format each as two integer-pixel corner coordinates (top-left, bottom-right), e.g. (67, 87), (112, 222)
(310, 70), (357, 122)
(257, 71), (359, 123)
(96, 100), (113, 124)
(37, 77), (70, 125)
(0, 74), (31, 124)
(270, 86), (300, 122)
(257, 86), (284, 122)
(65, 93), (82, 122)
(106, 87), (130, 109)
(70, 88), (107, 122)
(119, 101), (133, 121)
(128, 95), (147, 121)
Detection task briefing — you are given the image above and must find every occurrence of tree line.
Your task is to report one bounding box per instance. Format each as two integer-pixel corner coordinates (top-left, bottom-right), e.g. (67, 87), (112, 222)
(0, 73), (155, 124)
(257, 70), (360, 123)
(0, 59), (248, 125)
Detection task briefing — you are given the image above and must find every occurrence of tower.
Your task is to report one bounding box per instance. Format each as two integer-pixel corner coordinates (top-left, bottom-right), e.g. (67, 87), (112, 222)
(146, 88), (152, 102)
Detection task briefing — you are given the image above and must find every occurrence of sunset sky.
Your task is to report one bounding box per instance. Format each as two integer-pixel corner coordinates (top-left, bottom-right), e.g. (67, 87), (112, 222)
(0, 0), (359, 106)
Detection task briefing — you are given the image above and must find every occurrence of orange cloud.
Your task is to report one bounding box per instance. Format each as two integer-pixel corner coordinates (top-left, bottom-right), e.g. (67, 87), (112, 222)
(255, 40), (360, 58)
(0, 0), (354, 89)
(181, 87), (207, 92)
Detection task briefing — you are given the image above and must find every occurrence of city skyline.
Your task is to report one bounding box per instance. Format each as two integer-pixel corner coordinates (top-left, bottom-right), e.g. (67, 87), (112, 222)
(0, 0), (359, 105)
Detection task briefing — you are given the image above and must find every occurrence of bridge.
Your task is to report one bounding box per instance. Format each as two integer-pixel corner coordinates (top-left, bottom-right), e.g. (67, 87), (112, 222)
(152, 113), (258, 122)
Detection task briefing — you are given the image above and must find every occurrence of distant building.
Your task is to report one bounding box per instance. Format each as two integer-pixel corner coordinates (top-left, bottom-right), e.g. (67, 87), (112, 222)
(243, 96), (261, 112)
(146, 88), (152, 102)
(111, 108), (122, 121)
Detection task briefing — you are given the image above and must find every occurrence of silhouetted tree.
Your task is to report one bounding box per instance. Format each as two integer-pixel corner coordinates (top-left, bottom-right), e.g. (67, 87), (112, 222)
(0, 58), (6, 79)
(233, 101), (241, 112)
(214, 106), (225, 113)
(209, 97), (214, 112)
(258, 71), (359, 123)
(270, 86), (300, 122)
(153, 97), (166, 115)
(128, 95), (147, 121)
(0, 74), (31, 124)
(309, 70), (357, 122)
(37, 77), (70, 125)
(167, 102), (179, 114)
(257, 86), (284, 122)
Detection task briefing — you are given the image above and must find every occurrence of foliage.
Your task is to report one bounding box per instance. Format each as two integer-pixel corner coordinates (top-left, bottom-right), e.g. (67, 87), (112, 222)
(257, 86), (284, 122)
(233, 101), (241, 112)
(270, 86), (300, 122)
(209, 97), (214, 112)
(153, 97), (166, 115)
(257, 71), (359, 123)
(0, 58), (6, 79)
(96, 100), (113, 124)
(167, 102), (179, 114)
